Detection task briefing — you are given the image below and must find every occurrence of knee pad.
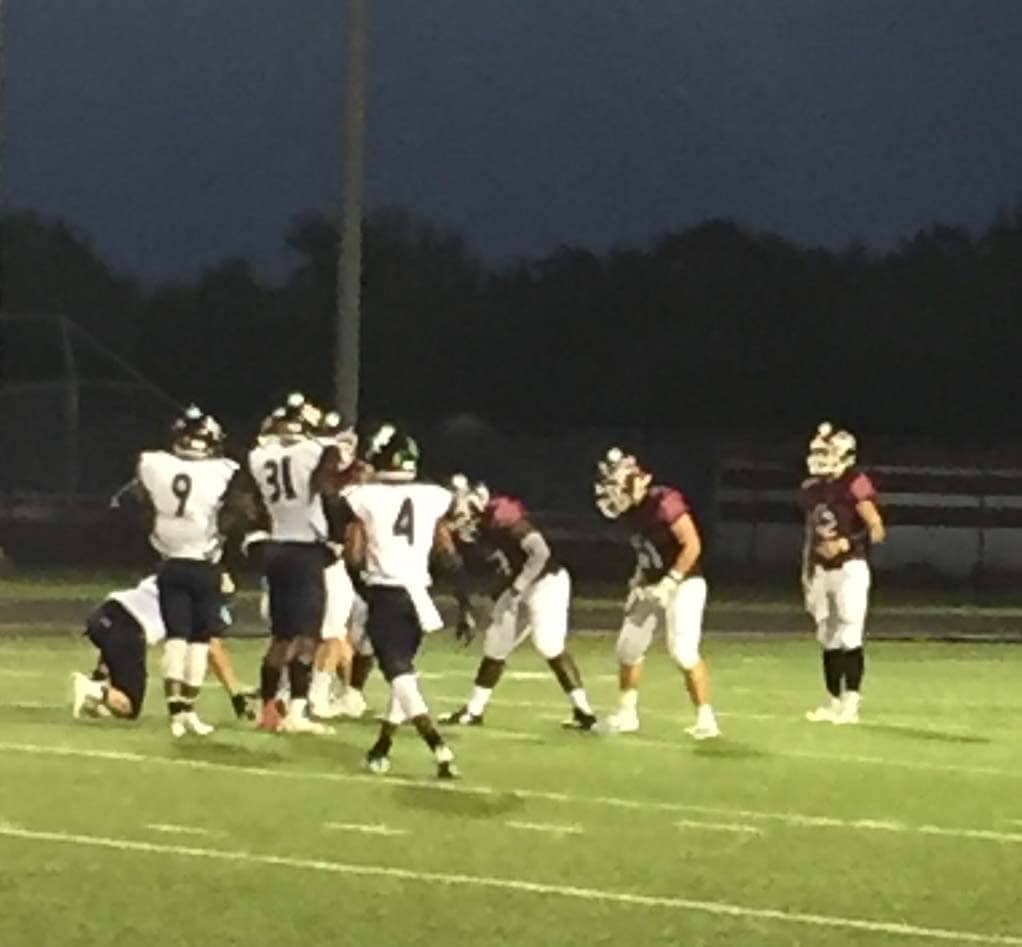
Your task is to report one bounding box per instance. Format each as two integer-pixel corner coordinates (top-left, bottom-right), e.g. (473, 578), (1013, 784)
(615, 629), (650, 666)
(161, 638), (187, 682)
(383, 691), (407, 725)
(391, 673), (429, 720)
(183, 643), (210, 688)
(671, 640), (702, 671)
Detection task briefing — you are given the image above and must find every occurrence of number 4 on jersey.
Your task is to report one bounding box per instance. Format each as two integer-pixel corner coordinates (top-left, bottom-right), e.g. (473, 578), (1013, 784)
(393, 498), (415, 544)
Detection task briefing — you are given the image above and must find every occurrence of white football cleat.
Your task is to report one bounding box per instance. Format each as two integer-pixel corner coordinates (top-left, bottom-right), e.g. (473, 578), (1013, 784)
(70, 672), (98, 720)
(365, 753), (391, 775)
(834, 693), (861, 726)
(336, 689), (368, 719)
(310, 699), (344, 720)
(686, 720), (722, 741)
(805, 698), (842, 723)
(170, 717), (189, 738)
(183, 712), (215, 736)
(282, 715), (335, 735)
(595, 709), (640, 734)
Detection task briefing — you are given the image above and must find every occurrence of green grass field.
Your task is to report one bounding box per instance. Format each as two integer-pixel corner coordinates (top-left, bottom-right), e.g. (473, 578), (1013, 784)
(0, 573), (1021, 947)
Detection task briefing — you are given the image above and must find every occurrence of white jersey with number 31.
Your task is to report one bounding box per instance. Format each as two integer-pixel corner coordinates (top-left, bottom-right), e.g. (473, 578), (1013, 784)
(248, 440), (327, 543)
(345, 482), (453, 589)
(137, 451), (238, 561)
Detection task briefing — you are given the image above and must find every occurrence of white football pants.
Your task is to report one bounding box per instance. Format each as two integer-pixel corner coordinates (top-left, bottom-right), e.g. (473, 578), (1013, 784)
(807, 559), (870, 650)
(615, 576), (707, 671)
(482, 568), (571, 662)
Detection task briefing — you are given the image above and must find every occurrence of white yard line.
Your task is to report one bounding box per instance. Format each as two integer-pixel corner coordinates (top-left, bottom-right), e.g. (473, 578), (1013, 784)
(0, 822), (1019, 945)
(145, 823), (221, 838)
(675, 818), (762, 835)
(0, 669), (46, 678)
(506, 820), (583, 836)
(1, 741), (1019, 848)
(324, 822), (408, 837)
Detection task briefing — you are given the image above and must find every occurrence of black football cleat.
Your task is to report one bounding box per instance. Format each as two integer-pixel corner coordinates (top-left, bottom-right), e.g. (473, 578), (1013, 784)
(437, 760), (460, 780)
(562, 707), (598, 732)
(437, 706), (484, 726)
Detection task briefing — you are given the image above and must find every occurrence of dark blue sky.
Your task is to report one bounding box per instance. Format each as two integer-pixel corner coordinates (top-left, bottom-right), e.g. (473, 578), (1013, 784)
(7, 0), (1022, 282)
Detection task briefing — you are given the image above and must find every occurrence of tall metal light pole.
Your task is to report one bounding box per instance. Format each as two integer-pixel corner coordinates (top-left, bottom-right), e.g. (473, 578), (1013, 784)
(335, 0), (368, 423)
(0, 0), (7, 315)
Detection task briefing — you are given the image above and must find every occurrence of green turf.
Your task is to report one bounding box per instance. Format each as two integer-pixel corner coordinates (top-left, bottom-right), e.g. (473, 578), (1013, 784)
(0, 629), (1019, 946)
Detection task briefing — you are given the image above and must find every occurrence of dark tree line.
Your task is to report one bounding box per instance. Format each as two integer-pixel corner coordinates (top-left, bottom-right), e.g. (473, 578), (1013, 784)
(2, 205), (1021, 438)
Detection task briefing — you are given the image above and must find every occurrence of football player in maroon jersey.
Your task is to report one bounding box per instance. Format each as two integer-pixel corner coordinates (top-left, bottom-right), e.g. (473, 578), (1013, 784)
(800, 423), (885, 724)
(438, 476), (597, 730)
(594, 449), (720, 739)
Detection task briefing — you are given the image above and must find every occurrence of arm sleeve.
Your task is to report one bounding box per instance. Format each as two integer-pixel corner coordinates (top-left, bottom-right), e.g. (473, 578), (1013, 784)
(512, 529), (551, 593)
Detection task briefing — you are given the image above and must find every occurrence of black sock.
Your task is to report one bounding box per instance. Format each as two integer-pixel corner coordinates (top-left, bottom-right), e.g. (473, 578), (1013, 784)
(822, 650), (843, 698)
(349, 654), (375, 690)
(411, 714), (444, 752)
(368, 721), (397, 758)
(166, 699), (188, 717)
(475, 657), (505, 689)
(288, 659), (312, 700)
(260, 664), (282, 702)
(844, 647), (864, 691)
(547, 653), (583, 693)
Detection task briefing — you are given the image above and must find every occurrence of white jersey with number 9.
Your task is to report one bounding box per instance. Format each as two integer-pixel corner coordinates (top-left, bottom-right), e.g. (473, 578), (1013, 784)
(344, 482), (453, 589)
(137, 450), (238, 561)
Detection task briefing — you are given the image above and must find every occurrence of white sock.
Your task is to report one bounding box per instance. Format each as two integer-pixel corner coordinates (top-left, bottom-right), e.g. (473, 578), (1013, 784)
(619, 688), (639, 713)
(288, 697), (308, 720)
(84, 679), (106, 701)
(310, 670), (332, 704)
(569, 688), (593, 715)
(467, 686), (492, 717)
(696, 703), (716, 727)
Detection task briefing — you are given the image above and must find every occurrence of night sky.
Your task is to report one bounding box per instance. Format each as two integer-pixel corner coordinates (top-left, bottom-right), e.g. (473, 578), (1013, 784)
(6, 0), (1022, 282)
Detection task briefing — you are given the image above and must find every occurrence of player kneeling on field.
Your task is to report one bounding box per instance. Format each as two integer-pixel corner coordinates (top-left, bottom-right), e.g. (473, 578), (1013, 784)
(70, 575), (255, 722)
(801, 423), (885, 725)
(438, 475), (596, 730)
(594, 449), (720, 740)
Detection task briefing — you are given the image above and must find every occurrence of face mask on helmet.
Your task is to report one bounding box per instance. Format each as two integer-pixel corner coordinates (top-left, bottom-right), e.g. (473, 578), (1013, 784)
(317, 410), (358, 467)
(271, 392), (321, 445)
(172, 405), (221, 459)
(806, 422), (856, 479)
(448, 473), (491, 542)
(364, 423), (419, 481)
(594, 447), (648, 519)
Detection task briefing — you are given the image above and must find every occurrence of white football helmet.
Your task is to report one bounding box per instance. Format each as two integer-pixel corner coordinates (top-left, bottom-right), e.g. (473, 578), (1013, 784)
(448, 473), (491, 542)
(317, 410), (358, 469)
(594, 447), (648, 519)
(806, 422), (857, 478)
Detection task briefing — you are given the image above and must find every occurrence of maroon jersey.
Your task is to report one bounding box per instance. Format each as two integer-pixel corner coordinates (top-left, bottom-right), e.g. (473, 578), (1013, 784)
(799, 468), (878, 568)
(624, 485), (701, 583)
(477, 494), (560, 587)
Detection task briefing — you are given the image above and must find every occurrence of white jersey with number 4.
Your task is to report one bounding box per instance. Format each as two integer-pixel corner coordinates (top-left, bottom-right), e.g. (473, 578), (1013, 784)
(137, 451), (238, 561)
(344, 482), (453, 589)
(248, 439), (327, 543)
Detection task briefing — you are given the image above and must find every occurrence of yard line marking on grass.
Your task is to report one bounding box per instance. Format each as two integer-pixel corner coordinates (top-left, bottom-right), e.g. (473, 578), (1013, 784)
(324, 822), (408, 837)
(145, 823), (221, 838)
(0, 669), (46, 678)
(1, 823), (1020, 945)
(675, 818), (763, 835)
(3, 741), (1020, 849)
(506, 820), (583, 836)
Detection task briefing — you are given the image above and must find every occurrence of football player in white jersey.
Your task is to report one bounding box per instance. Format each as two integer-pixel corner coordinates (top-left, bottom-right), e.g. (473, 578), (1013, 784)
(70, 576), (254, 721)
(343, 424), (468, 779)
(248, 394), (343, 734)
(136, 406), (249, 737)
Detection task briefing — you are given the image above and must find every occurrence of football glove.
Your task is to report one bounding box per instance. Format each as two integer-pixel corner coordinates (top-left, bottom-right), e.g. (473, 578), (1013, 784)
(455, 607), (478, 646)
(648, 572), (682, 609)
(230, 692), (256, 721)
